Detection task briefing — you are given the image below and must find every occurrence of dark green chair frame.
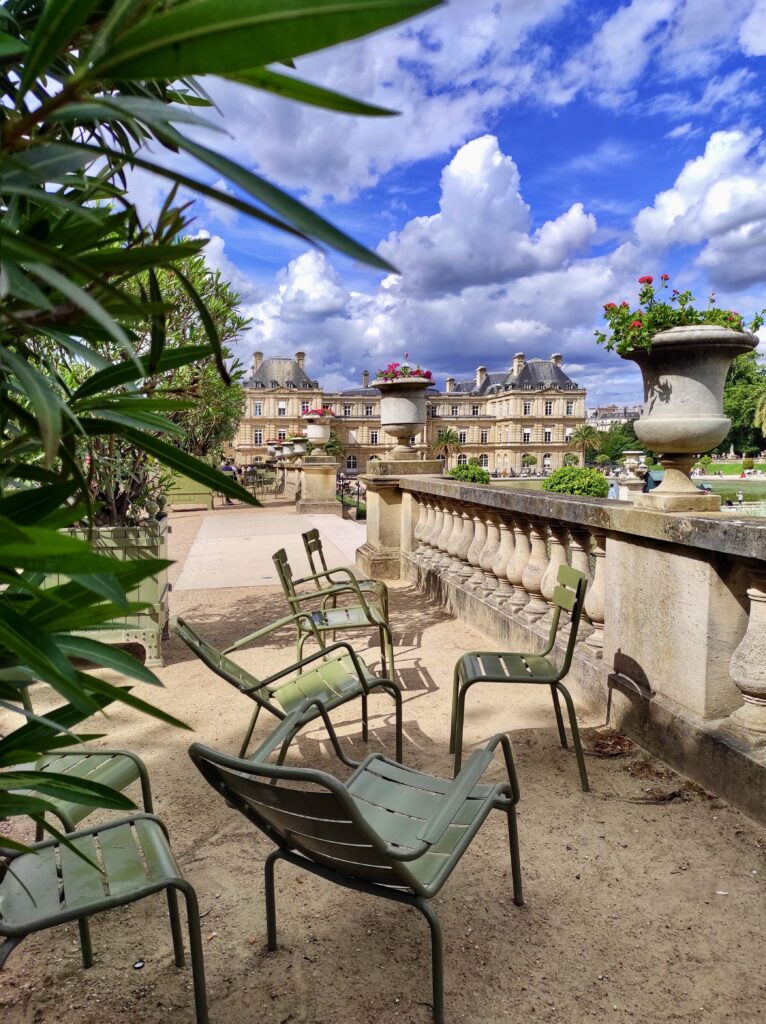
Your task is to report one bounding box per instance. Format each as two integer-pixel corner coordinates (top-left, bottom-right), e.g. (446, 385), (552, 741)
(172, 613), (402, 762)
(190, 702), (522, 1024)
(301, 527), (389, 619)
(272, 547), (395, 679)
(0, 813), (208, 1023)
(450, 563), (590, 791)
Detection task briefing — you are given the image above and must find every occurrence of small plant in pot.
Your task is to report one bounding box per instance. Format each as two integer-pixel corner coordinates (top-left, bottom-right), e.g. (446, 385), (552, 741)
(596, 275), (764, 511)
(373, 355), (433, 460)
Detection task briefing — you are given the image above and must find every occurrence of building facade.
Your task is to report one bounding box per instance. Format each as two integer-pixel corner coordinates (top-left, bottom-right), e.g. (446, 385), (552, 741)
(228, 350), (587, 475)
(586, 403), (642, 430)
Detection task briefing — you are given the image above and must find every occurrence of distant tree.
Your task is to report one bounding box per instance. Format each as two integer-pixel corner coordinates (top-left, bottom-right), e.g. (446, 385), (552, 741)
(720, 353), (766, 453)
(563, 452), (579, 467)
(567, 425), (602, 460)
(449, 463), (490, 484)
(432, 428), (462, 463)
(325, 431), (345, 458)
(522, 454), (537, 467)
(543, 467), (609, 498)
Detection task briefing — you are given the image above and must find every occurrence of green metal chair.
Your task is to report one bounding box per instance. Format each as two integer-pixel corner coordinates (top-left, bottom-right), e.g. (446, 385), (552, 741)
(189, 701), (523, 1024)
(0, 813), (208, 1023)
(172, 613), (402, 762)
(272, 547), (395, 679)
(450, 564), (590, 792)
(301, 528), (389, 619)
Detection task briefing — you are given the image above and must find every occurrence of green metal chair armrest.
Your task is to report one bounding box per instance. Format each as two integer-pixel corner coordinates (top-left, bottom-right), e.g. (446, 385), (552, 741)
(218, 611), (321, 655)
(292, 570), (373, 616)
(248, 700), (361, 770)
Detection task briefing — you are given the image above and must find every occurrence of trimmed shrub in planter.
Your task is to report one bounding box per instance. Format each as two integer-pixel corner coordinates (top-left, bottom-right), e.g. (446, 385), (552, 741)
(542, 467), (609, 497)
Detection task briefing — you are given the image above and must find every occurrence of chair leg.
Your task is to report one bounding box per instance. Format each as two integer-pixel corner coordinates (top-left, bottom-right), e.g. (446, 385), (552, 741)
(448, 664), (462, 755)
(78, 917), (94, 968)
(415, 898), (445, 1024)
(178, 883), (209, 1024)
(264, 850), (281, 952)
(550, 684), (568, 749)
(391, 684), (403, 763)
(555, 683), (589, 793)
(378, 626), (387, 678)
(361, 691), (368, 743)
(239, 704), (262, 758)
(506, 805), (524, 907)
(167, 888), (185, 967)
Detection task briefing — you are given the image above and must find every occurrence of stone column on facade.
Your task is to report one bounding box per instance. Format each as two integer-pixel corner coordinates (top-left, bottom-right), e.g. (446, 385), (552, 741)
(521, 519), (550, 621)
(478, 514), (501, 595)
(507, 519), (532, 609)
(728, 566), (766, 744)
(465, 510), (488, 590)
(540, 524), (569, 627)
(568, 528), (594, 639)
(582, 530), (607, 657)
(490, 518), (515, 606)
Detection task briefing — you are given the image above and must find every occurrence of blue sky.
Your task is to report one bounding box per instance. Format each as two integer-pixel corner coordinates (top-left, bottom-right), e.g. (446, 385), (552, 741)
(132, 0), (766, 406)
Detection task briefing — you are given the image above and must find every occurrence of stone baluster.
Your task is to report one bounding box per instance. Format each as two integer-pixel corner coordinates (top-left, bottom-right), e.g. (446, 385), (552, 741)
(413, 498), (430, 558)
(540, 524), (570, 627)
(445, 505), (465, 574)
(521, 519), (550, 621)
(423, 502), (444, 564)
(465, 510), (488, 590)
(582, 530), (607, 657)
(490, 517), (515, 606)
(507, 518), (531, 609)
(568, 528), (594, 639)
(435, 501), (454, 566)
(478, 514), (501, 595)
(728, 566), (766, 743)
(455, 507), (476, 582)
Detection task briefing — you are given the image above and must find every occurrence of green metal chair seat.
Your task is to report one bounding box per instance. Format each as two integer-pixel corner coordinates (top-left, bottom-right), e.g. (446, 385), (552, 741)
(0, 814), (208, 1022)
(173, 614), (402, 761)
(309, 604), (387, 630)
(451, 564), (590, 792)
(190, 703), (523, 1024)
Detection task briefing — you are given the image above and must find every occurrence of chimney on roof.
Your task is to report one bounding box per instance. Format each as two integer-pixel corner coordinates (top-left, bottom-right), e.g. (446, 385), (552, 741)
(295, 351), (305, 369)
(445, 376), (455, 393)
(362, 369), (369, 388)
(252, 351), (263, 373)
(512, 352), (525, 377)
(550, 352), (562, 367)
(475, 365), (487, 389)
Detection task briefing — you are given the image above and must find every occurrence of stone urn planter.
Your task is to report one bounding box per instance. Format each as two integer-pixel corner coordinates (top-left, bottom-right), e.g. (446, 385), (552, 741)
(373, 377), (429, 460)
(289, 437), (307, 457)
(302, 414), (332, 452)
(623, 325), (758, 511)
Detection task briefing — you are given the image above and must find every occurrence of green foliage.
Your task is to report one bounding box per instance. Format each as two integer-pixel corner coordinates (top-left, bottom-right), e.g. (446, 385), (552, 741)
(431, 428), (461, 459)
(0, 0), (439, 840)
(596, 275), (765, 355)
(324, 431), (345, 458)
(566, 425), (601, 455)
(696, 455), (714, 472)
(719, 353), (766, 455)
(542, 467), (610, 497)
(742, 457), (755, 471)
(521, 454), (537, 467)
(448, 463), (491, 484)
(563, 453), (579, 466)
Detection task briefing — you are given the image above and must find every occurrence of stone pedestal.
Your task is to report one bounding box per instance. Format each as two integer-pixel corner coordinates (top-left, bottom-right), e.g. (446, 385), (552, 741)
(296, 455), (340, 515)
(633, 454), (720, 512)
(618, 477), (645, 503)
(356, 459), (442, 579)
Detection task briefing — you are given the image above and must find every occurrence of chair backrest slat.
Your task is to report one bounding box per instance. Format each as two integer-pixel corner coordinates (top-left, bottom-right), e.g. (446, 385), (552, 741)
(552, 584), (577, 612)
(272, 548), (299, 610)
(190, 745), (396, 886)
(302, 528), (328, 577)
(548, 564), (588, 672)
(173, 617), (267, 705)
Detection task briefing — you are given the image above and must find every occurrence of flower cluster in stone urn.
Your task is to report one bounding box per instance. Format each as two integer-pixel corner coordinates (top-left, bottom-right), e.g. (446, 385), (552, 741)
(373, 355), (433, 460)
(596, 275), (764, 511)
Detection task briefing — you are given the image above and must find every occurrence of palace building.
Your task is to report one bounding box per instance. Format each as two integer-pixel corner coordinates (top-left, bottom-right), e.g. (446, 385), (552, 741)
(227, 350), (587, 475)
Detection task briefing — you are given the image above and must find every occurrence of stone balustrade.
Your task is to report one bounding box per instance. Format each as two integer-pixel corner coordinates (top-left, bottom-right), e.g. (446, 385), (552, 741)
(371, 474), (766, 823)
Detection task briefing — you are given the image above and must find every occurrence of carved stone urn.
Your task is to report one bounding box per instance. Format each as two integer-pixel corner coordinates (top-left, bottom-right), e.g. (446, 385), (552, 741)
(373, 377), (429, 460)
(623, 325), (758, 511)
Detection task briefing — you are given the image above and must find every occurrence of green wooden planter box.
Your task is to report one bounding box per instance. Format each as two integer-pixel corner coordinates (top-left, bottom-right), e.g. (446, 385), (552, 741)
(62, 521), (170, 667)
(166, 473), (216, 510)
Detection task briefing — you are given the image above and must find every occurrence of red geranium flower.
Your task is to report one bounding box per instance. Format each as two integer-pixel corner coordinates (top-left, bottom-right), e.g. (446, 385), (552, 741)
(660, 273), (669, 281)
(604, 302), (617, 309)
(620, 301), (630, 308)
(638, 275), (653, 285)
(630, 320), (643, 328)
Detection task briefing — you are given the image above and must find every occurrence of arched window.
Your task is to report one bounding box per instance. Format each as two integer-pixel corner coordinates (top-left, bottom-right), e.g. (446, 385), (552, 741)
(435, 454), (446, 463)
(457, 454), (468, 465)
(479, 454), (489, 468)
(346, 455), (357, 470)
(542, 453), (552, 469)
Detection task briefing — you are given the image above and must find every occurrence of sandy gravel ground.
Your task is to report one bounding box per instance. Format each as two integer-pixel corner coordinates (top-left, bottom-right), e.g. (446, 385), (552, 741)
(1, 506), (764, 1024)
